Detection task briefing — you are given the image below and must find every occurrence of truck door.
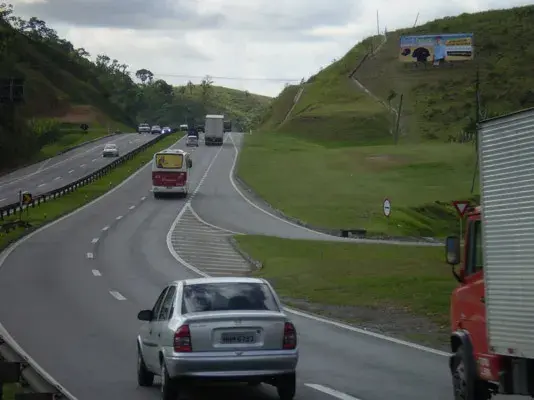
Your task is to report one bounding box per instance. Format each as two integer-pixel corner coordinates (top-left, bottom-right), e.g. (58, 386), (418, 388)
(454, 219), (489, 357)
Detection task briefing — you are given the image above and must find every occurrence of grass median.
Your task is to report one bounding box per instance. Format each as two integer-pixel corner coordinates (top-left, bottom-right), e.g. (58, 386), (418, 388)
(0, 133), (182, 251)
(2, 383), (20, 399)
(235, 235), (456, 349)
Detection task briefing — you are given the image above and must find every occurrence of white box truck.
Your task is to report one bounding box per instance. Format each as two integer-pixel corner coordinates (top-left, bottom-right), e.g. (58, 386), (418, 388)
(445, 107), (534, 399)
(204, 114), (224, 146)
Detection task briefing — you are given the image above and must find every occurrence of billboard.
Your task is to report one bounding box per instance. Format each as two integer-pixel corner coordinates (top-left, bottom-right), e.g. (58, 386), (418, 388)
(399, 33), (474, 64)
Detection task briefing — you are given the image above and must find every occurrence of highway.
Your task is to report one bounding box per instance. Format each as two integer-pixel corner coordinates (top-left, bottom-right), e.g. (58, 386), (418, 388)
(0, 133), (157, 206)
(0, 132), (455, 399)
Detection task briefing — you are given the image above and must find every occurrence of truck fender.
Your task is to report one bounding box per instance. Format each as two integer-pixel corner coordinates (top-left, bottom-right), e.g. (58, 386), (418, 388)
(450, 329), (476, 375)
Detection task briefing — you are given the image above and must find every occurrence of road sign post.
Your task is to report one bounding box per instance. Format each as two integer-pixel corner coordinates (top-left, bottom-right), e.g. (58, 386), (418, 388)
(383, 198), (391, 232)
(452, 200), (470, 243)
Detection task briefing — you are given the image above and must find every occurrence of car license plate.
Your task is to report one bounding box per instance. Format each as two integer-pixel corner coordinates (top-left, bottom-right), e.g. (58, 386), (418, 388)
(220, 332), (255, 344)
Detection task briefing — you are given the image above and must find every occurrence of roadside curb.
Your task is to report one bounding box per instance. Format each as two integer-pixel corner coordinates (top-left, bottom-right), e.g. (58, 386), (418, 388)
(227, 236), (263, 271)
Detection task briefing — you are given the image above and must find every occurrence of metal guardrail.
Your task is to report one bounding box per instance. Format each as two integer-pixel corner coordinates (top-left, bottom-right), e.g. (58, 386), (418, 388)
(0, 132), (171, 221)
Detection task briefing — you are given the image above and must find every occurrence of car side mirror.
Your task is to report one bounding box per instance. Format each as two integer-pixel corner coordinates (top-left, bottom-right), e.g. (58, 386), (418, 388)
(187, 159), (192, 168)
(137, 309), (153, 321)
(445, 236), (460, 265)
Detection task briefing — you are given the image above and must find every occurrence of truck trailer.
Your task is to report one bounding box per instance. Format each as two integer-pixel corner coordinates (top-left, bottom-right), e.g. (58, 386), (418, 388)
(204, 114), (224, 145)
(445, 107), (534, 399)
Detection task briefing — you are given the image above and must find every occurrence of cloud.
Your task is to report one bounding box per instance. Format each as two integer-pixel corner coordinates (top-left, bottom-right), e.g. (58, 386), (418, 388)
(10, 0), (533, 97)
(12, 0), (226, 30)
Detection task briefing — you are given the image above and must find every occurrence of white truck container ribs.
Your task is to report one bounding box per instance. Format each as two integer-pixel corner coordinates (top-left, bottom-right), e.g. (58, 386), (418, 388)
(478, 107), (534, 358)
(204, 114), (224, 146)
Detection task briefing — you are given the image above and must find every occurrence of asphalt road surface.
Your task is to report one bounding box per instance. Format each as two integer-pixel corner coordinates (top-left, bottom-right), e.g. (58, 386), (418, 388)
(0, 132), (158, 206)
(0, 132), (487, 400)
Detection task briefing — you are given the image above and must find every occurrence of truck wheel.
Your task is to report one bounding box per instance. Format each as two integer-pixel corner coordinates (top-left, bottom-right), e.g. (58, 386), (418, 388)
(451, 346), (490, 400)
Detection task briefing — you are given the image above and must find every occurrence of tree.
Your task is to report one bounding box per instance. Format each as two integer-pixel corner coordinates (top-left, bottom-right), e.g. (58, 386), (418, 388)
(186, 80), (194, 94)
(200, 75), (213, 102)
(135, 68), (153, 84)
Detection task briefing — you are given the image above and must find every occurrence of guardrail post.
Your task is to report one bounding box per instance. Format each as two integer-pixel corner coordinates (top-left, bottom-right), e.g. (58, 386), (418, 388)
(0, 360), (20, 399)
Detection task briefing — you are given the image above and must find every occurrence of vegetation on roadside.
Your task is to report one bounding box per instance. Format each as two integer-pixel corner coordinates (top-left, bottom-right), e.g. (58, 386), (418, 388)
(239, 6), (534, 236)
(0, 3), (270, 172)
(0, 133), (181, 251)
(2, 383), (20, 399)
(236, 235), (454, 348)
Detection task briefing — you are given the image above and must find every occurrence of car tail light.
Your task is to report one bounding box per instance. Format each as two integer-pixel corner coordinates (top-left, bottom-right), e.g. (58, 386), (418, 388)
(174, 324), (192, 352)
(283, 322), (297, 349)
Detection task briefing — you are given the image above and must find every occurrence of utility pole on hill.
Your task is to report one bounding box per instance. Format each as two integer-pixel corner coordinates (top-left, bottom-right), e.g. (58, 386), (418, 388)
(376, 10), (380, 36)
(394, 94), (403, 144)
(470, 67), (481, 193)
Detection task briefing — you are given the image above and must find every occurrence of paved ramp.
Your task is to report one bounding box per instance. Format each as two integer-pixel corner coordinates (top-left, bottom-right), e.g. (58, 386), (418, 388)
(169, 205), (251, 276)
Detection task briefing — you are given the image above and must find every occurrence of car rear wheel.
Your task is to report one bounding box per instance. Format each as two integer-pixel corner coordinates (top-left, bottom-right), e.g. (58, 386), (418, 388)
(160, 362), (179, 400)
(276, 372), (296, 400)
(136, 347), (154, 387)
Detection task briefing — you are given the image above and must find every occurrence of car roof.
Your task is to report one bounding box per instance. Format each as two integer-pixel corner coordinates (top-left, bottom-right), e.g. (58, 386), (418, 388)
(178, 276), (266, 286)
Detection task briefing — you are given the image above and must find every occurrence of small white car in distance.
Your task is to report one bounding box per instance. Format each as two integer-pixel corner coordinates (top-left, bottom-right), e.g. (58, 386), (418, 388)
(102, 143), (119, 157)
(151, 125), (162, 134)
(186, 134), (199, 147)
(136, 277), (298, 400)
(138, 123), (150, 134)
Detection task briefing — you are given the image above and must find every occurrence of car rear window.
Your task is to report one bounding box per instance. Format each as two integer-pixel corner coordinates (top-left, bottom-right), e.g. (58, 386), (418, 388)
(181, 282), (279, 313)
(154, 153), (183, 169)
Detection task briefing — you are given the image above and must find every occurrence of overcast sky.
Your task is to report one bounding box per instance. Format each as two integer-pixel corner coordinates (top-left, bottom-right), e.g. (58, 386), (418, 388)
(11, 0), (534, 97)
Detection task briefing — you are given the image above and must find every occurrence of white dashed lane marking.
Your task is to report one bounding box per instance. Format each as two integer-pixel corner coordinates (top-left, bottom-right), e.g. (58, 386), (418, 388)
(86, 252), (94, 259)
(109, 291), (126, 300)
(68, 169), (74, 174)
(170, 206), (251, 276)
(91, 238), (99, 244)
(92, 270), (101, 276)
(102, 226), (109, 231)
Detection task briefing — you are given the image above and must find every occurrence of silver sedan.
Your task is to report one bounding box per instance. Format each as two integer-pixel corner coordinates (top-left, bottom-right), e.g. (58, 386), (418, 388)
(102, 143), (119, 157)
(136, 276), (298, 400)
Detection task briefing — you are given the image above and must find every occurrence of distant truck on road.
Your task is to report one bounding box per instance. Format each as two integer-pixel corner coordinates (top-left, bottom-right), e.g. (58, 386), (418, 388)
(204, 114), (224, 146)
(223, 120), (232, 133)
(445, 107), (534, 399)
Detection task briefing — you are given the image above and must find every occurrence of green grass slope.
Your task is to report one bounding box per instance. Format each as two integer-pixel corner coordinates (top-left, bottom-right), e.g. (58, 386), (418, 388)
(259, 84), (301, 130)
(355, 5), (534, 140)
(262, 35), (391, 145)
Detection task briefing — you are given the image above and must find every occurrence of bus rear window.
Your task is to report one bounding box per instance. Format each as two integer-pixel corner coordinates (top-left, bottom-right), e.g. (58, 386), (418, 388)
(155, 154), (183, 169)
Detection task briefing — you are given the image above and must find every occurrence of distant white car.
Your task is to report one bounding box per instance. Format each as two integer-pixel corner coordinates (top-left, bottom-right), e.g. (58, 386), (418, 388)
(186, 134), (199, 147)
(102, 143), (119, 157)
(138, 123), (150, 134)
(151, 125), (162, 134)
(162, 126), (172, 134)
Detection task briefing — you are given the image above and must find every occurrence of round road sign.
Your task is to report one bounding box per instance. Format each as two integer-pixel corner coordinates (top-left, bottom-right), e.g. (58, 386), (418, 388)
(383, 198), (391, 217)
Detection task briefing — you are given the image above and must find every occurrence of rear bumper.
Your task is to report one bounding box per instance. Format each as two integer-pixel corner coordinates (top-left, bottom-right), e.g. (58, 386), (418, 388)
(152, 185), (187, 193)
(165, 350), (298, 379)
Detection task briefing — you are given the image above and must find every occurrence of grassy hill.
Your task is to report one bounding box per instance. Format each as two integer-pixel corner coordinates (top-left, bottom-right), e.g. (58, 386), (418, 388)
(0, 4), (269, 172)
(238, 5), (534, 237)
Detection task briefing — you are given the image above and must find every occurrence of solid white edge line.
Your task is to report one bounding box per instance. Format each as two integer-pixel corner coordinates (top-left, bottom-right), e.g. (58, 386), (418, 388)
(188, 204), (244, 235)
(166, 133), (451, 358)
(0, 135), (186, 400)
(109, 291), (126, 300)
(227, 133), (440, 247)
(305, 383), (362, 400)
(165, 140), (227, 279)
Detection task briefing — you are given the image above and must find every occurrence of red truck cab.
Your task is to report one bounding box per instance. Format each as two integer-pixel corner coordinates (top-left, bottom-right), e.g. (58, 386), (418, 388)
(446, 206), (534, 399)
